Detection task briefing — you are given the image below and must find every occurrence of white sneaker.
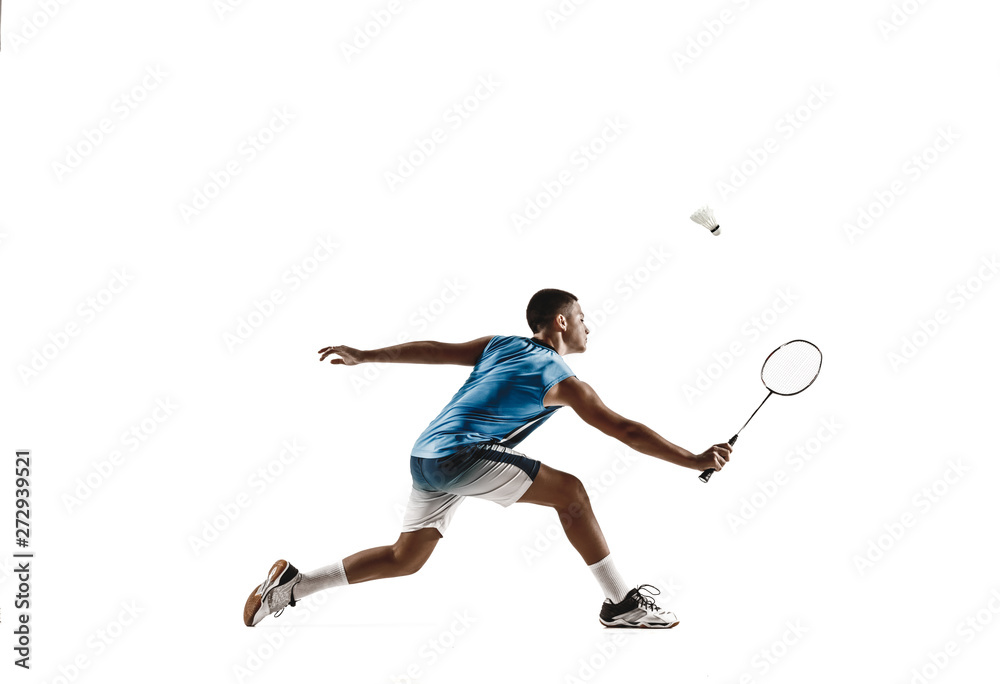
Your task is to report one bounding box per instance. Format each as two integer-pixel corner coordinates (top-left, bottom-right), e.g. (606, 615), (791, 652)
(244, 560), (301, 627)
(599, 584), (679, 629)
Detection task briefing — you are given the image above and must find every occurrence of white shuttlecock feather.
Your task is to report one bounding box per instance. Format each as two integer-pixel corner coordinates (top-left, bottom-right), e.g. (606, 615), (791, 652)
(690, 206), (720, 236)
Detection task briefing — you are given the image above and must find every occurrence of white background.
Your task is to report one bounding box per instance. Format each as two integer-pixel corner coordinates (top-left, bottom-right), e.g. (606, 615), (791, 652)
(2, 0), (999, 682)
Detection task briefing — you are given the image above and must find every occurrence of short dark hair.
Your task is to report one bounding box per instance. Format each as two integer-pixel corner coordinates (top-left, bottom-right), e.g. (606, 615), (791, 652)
(526, 289), (578, 333)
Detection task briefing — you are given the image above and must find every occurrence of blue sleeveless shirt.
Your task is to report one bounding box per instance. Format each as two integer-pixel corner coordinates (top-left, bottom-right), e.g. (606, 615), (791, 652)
(411, 336), (576, 458)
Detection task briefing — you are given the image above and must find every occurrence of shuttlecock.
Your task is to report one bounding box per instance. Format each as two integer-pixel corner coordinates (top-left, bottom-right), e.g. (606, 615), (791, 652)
(690, 206), (720, 236)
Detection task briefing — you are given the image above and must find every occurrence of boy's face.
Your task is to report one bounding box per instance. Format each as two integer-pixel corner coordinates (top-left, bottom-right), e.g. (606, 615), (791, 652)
(560, 301), (589, 354)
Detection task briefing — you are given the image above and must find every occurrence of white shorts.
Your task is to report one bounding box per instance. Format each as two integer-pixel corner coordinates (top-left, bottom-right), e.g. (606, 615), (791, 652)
(401, 443), (542, 536)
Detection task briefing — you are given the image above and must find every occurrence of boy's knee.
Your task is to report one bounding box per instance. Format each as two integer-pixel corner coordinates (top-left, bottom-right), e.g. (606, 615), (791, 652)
(392, 541), (433, 576)
(397, 553), (429, 576)
(554, 476), (590, 526)
(560, 474), (590, 507)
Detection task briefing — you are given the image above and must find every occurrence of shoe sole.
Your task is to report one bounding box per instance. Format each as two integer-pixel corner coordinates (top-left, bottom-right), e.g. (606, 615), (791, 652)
(244, 560), (296, 627)
(600, 618), (680, 629)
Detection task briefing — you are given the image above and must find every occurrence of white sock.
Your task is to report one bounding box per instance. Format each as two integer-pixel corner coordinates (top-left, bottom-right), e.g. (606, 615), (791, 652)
(294, 560), (349, 600)
(588, 555), (631, 603)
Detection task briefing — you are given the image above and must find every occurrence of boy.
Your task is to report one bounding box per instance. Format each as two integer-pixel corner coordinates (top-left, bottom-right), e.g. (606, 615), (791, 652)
(245, 289), (731, 628)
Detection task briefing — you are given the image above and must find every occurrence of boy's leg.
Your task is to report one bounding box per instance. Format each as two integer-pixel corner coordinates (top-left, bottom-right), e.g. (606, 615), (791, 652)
(292, 484), (460, 601)
(516, 463), (629, 601)
(295, 527), (441, 598)
(343, 528), (442, 582)
(293, 470), (463, 597)
(517, 463), (678, 628)
(516, 463), (609, 564)
(245, 485), (458, 626)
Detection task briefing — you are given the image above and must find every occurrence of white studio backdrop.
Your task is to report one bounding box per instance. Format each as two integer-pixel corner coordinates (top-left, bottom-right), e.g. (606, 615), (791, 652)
(1, 0), (999, 682)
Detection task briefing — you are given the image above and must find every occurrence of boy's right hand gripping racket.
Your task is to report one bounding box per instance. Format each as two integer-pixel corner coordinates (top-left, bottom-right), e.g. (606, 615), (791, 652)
(700, 339), (822, 483)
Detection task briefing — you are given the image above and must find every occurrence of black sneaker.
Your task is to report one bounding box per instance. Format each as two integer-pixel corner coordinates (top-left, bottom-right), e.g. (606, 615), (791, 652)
(599, 584), (679, 628)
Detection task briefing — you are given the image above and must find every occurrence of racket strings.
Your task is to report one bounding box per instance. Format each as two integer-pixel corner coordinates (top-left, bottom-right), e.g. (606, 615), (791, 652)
(761, 341), (822, 395)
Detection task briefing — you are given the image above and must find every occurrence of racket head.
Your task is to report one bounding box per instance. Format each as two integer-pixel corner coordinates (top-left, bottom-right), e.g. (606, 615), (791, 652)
(760, 339), (822, 396)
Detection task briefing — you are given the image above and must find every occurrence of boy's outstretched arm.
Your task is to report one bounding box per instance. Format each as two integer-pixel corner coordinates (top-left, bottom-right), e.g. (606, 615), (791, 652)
(318, 336), (494, 367)
(544, 376), (732, 472)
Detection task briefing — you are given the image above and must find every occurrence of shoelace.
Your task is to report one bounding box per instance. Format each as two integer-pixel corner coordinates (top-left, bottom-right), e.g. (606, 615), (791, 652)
(633, 584), (663, 612)
(272, 583), (298, 618)
(257, 575), (296, 617)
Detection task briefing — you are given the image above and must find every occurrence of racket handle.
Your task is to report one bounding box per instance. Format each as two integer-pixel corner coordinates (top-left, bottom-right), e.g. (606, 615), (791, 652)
(698, 434), (739, 483)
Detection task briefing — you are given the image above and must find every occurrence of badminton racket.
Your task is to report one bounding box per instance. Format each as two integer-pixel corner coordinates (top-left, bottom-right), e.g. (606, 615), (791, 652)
(700, 339), (822, 483)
